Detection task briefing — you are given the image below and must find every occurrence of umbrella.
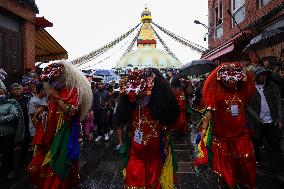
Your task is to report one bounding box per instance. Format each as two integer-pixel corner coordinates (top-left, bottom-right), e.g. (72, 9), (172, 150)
(93, 69), (114, 77)
(93, 69), (120, 83)
(244, 27), (284, 51)
(180, 62), (191, 70)
(181, 60), (217, 76)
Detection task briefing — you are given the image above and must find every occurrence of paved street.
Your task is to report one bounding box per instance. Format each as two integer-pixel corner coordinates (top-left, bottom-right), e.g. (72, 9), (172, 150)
(77, 132), (284, 189)
(1, 131), (284, 189)
(78, 133), (220, 189)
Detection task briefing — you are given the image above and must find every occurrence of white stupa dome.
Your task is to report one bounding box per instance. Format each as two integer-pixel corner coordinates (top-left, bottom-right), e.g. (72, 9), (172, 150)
(116, 48), (183, 69)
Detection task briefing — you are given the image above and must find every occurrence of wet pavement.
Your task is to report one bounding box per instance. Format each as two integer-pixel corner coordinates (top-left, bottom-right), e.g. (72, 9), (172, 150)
(77, 132), (284, 189)
(1, 131), (284, 189)
(78, 134), (220, 189)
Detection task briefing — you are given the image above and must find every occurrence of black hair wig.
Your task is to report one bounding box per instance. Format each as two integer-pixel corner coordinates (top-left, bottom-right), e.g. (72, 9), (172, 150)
(115, 68), (180, 127)
(170, 73), (188, 88)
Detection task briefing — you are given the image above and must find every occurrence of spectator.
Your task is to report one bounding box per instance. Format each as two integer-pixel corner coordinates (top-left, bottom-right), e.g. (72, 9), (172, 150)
(9, 83), (31, 166)
(262, 56), (279, 72)
(111, 91), (123, 151)
(107, 85), (115, 135)
(248, 65), (284, 179)
(82, 110), (94, 141)
(26, 80), (38, 98)
(27, 82), (47, 141)
(166, 71), (173, 83)
(0, 82), (24, 180)
(93, 82), (110, 141)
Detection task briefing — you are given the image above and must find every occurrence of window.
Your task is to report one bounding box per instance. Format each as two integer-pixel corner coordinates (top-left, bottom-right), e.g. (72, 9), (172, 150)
(231, 0), (246, 27)
(259, 0), (271, 7)
(214, 1), (224, 38)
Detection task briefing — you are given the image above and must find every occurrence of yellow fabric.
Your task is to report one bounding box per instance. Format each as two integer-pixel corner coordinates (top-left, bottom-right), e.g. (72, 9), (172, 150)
(197, 122), (211, 158)
(42, 151), (52, 166)
(123, 168), (126, 178)
(197, 141), (204, 158)
(55, 113), (64, 133)
(160, 148), (174, 189)
(192, 107), (207, 114)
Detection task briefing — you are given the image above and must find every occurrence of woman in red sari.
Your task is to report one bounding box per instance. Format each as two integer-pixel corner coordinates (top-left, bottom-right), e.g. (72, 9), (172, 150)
(116, 69), (179, 189)
(28, 61), (93, 189)
(171, 76), (189, 134)
(201, 62), (256, 189)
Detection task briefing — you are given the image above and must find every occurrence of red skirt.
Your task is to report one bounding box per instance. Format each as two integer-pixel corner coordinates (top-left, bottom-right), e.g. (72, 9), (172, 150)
(172, 110), (188, 134)
(28, 151), (79, 189)
(212, 133), (256, 189)
(28, 147), (46, 188)
(40, 163), (79, 189)
(31, 122), (44, 146)
(124, 158), (163, 189)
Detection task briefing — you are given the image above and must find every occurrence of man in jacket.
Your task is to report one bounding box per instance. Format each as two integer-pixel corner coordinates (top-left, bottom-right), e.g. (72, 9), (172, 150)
(248, 65), (284, 180)
(93, 82), (110, 141)
(9, 83), (31, 166)
(0, 82), (24, 180)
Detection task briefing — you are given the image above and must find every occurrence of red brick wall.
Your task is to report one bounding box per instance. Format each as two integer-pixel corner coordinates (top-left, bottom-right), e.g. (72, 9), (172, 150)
(0, 0), (36, 23)
(0, 0), (36, 71)
(208, 0), (284, 49)
(23, 22), (35, 70)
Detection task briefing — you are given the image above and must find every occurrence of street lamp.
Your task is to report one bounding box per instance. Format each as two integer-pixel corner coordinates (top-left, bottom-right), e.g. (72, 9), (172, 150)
(194, 20), (212, 41)
(194, 20), (209, 30)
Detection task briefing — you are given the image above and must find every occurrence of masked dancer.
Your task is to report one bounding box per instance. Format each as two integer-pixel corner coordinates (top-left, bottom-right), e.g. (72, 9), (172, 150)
(116, 69), (179, 189)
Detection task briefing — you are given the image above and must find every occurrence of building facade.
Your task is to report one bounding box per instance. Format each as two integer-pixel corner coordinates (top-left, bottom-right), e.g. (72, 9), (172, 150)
(0, 0), (38, 84)
(0, 0), (67, 85)
(202, 0), (284, 64)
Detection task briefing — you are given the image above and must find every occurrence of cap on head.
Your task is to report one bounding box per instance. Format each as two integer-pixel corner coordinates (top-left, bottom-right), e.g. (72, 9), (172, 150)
(247, 65), (271, 77)
(10, 83), (22, 89)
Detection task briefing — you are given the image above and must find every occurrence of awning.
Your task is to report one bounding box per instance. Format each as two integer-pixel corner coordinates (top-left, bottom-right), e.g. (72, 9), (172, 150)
(201, 32), (249, 61)
(202, 43), (234, 61)
(35, 29), (68, 62)
(36, 17), (53, 28)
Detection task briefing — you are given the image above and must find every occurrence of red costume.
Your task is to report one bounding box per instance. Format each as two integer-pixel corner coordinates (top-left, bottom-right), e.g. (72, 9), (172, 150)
(28, 88), (80, 189)
(172, 88), (188, 134)
(28, 62), (93, 189)
(125, 107), (164, 188)
(203, 62), (256, 188)
(119, 69), (179, 189)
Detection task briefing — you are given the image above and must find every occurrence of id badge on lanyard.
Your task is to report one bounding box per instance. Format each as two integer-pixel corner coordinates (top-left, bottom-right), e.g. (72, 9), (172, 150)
(134, 129), (143, 144)
(230, 104), (239, 117)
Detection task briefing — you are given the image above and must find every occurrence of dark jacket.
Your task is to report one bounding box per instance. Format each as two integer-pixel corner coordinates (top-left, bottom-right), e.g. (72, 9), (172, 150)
(248, 80), (283, 124)
(13, 95), (30, 136)
(92, 89), (109, 110)
(0, 98), (25, 143)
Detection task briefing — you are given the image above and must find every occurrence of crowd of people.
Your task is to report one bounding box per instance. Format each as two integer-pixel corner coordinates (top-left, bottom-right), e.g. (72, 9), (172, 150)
(0, 56), (283, 189)
(0, 62), (93, 188)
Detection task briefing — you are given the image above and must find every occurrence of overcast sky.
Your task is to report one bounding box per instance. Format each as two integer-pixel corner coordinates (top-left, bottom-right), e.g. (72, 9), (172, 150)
(35, 0), (208, 69)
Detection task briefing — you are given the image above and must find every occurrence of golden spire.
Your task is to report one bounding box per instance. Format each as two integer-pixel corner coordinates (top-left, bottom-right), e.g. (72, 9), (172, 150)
(141, 6), (152, 23)
(137, 7), (156, 48)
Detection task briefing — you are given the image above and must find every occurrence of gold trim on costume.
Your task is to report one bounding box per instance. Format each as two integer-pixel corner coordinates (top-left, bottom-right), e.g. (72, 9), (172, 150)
(207, 106), (216, 111)
(124, 186), (146, 189)
(212, 138), (255, 158)
(134, 116), (159, 146)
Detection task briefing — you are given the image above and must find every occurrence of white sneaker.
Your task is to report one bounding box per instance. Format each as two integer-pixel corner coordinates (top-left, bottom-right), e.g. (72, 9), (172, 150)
(95, 136), (103, 142)
(104, 133), (109, 141)
(109, 129), (114, 135)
